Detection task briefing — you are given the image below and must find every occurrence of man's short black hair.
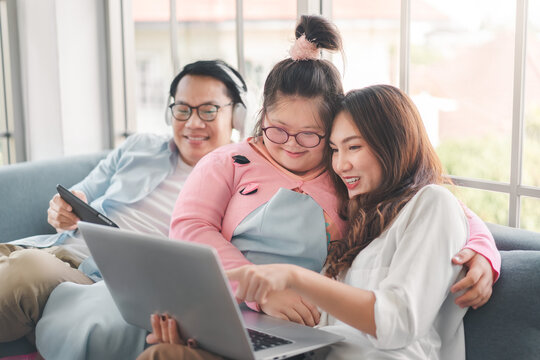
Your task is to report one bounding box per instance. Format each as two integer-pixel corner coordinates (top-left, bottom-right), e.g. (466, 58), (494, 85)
(169, 60), (247, 105)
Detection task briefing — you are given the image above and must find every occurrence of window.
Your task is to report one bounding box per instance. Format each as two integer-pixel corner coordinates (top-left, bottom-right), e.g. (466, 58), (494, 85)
(523, 0), (540, 191)
(132, 0), (239, 136)
(131, 0), (297, 137)
(408, 0), (539, 230)
(411, 0), (515, 181)
(121, 0), (540, 230)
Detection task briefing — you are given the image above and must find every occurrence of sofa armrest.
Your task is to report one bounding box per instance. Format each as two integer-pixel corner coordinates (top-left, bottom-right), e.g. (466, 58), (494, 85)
(0, 151), (108, 243)
(464, 250), (540, 359)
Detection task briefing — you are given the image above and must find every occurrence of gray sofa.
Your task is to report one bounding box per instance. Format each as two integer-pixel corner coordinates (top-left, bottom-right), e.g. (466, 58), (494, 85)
(0, 152), (108, 357)
(1, 154), (539, 359)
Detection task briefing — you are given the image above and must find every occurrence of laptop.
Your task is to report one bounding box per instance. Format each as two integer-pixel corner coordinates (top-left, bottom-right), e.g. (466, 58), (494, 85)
(78, 222), (344, 360)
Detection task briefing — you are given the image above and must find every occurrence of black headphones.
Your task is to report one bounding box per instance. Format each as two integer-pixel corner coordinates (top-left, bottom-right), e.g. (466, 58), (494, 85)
(165, 61), (248, 137)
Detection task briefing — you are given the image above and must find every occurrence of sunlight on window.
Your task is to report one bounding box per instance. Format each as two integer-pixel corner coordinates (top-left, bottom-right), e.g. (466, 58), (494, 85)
(521, 196), (540, 232)
(332, 0), (401, 91)
(523, 0), (540, 187)
(132, 0), (173, 136)
(243, 1), (296, 135)
(411, 0), (516, 183)
(446, 185), (509, 226)
(132, 0), (237, 136)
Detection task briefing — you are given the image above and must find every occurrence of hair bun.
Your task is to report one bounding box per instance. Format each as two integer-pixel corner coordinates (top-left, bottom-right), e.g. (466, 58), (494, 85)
(289, 34), (320, 61)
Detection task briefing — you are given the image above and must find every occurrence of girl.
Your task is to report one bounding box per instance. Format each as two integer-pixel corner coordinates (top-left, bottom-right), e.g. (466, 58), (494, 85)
(168, 15), (347, 325)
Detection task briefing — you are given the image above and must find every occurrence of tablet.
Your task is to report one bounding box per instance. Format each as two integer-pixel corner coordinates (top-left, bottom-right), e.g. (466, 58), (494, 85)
(56, 184), (119, 228)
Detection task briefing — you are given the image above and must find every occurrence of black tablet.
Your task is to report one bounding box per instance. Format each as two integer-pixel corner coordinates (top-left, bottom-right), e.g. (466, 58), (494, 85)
(56, 184), (119, 228)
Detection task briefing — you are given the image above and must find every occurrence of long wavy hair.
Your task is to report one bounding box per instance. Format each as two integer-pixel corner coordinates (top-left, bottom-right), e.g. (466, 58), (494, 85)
(325, 85), (448, 278)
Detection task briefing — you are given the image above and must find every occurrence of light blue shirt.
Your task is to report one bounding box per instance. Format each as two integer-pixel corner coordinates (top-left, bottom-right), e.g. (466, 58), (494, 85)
(10, 133), (178, 250)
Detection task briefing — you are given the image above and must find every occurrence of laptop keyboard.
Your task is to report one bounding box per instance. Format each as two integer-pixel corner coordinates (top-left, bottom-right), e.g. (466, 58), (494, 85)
(247, 328), (293, 351)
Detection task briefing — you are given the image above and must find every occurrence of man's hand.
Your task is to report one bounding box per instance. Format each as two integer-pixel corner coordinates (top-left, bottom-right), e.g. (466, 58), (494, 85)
(451, 248), (494, 309)
(47, 190), (87, 232)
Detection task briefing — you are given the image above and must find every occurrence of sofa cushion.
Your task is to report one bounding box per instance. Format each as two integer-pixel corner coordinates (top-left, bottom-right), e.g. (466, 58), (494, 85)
(0, 152), (108, 243)
(464, 250), (540, 359)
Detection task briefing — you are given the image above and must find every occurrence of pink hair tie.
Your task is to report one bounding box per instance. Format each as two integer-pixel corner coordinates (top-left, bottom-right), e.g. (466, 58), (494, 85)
(289, 34), (319, 61)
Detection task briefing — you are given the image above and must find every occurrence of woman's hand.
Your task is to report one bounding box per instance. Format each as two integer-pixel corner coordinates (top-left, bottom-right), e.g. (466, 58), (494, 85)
(47, 190), (87, 232)
(451, 249), (494, 309)
(146, 314), (198, 348)
(226, 264), (298, 305)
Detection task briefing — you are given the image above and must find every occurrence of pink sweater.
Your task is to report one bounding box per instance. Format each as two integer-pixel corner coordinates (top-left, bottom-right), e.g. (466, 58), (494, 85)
(169, 140), (347, 271)
(463, 206), (501, 280)
(170, 140), (500, 280)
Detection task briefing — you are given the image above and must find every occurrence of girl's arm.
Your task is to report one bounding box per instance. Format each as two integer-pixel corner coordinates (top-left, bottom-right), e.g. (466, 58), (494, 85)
(461, 206), (501, 280)
(169, 151), (320, 325)
(450, 206), (501, 308)
(169, 151), (252, 270)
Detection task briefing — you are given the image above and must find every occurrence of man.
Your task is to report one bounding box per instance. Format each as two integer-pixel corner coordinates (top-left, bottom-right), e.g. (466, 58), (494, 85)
(0, 60), (248, 348)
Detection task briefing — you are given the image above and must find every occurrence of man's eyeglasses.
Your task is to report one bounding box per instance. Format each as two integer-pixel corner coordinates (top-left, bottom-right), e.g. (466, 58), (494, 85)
(261, 126), (325, 148)
(169, 102), (233, 122)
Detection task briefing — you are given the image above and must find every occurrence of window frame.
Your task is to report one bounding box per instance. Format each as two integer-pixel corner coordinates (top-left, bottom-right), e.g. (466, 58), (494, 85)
(0, 0), (25, 164)
(400, 0), (537, 228)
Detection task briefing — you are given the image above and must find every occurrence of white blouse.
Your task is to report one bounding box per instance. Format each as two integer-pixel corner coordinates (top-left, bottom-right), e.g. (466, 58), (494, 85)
(319, 185), (469, 360)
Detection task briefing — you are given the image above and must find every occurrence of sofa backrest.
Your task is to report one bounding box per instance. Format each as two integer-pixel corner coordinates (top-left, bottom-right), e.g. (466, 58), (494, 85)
(487, 222), (540, 251)
(0, 151), (108, 242)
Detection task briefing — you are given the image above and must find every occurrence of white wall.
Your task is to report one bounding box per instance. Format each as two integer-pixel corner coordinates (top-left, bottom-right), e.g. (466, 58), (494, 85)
(17, 0), (109, 161)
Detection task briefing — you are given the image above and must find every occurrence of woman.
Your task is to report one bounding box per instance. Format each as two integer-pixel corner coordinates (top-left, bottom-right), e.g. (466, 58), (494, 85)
(227, 85), (480, 359)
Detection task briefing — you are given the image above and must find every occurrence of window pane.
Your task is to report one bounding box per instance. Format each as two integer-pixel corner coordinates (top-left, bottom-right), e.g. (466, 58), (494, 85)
(447, 186), (509, 225)
(133, 0), (239, 136)
(243, 0), (296, 134)
(521, 196), (540, 232)
(333, 0), (400, 91)
(175, 0), (236, 65)
(411, 0), (516, 182)
(133, 0), (173, 136)
(523, 0), (540, 188)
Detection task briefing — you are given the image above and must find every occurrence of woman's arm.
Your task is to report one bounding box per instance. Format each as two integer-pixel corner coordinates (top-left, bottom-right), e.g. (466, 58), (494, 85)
(228, 264), (377, 336)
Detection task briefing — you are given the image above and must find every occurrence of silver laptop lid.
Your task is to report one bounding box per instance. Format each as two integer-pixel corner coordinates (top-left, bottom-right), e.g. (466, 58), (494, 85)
(78, 222), (256, 360)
